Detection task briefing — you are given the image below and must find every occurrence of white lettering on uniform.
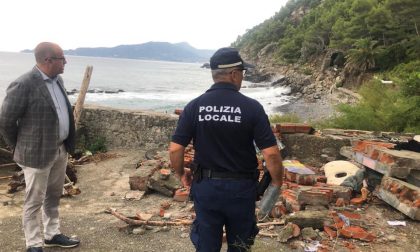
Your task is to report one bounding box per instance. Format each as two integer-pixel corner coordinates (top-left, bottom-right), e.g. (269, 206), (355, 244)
(198, 105), (242, 123)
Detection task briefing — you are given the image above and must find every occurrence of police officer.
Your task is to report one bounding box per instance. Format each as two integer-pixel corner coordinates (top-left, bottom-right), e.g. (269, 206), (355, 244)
(169, 47), (284, 252)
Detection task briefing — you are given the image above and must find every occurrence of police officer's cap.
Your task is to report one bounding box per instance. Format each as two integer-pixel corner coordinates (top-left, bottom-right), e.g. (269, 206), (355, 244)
(210, 48), (254, 70)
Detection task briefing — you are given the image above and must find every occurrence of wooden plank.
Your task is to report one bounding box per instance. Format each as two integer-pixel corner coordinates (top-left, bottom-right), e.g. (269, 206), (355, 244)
(73, 65), (93, 128)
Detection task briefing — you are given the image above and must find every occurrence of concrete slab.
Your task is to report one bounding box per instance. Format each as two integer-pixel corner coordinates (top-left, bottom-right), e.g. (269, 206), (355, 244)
(378, 176), (420, 220)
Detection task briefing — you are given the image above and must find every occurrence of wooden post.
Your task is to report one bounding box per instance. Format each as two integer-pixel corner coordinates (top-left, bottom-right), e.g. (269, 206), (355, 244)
(73, 65), (93, 129)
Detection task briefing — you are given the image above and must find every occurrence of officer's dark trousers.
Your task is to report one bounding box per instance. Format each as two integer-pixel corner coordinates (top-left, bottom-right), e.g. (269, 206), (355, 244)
(190, 178), (259, 252)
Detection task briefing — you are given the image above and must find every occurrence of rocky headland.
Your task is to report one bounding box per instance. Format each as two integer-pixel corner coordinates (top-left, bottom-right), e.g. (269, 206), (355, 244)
(243, 48), (362, 123)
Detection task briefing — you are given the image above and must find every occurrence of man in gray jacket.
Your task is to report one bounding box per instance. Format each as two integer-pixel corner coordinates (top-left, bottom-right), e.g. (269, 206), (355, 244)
(0, 42), (79, 252)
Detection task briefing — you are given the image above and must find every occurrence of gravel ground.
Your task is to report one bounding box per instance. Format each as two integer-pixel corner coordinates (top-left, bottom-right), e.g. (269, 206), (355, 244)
(274, 97), (336, 123)
(1, 149), (419, 252)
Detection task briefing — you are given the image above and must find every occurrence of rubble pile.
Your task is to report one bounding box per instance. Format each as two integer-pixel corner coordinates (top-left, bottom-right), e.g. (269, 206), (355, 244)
(114, 124), (419, 251)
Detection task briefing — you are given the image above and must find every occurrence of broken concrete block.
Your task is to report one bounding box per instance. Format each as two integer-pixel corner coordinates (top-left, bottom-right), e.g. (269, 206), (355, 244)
(129, 167), (155, 191)
(124, 190), (145, 201)
(285, 210), (332, 229)
(378, 176), (420, 220)
(277, 223), (300, 243)
(350, 141), (420, 183)
(323, 161), (360, 185)
(129, 176), (149, 191)
(147, 172), (181, 197)
(301, 227), (319, 241)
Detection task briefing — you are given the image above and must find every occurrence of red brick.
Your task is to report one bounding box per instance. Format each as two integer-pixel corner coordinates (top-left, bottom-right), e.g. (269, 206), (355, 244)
(276, 123), (313, 134)
(173, 188), (189, 202)
(339, 226), (375, 242)
(336, 198), (345, 207)
(324, 226), (337, 238)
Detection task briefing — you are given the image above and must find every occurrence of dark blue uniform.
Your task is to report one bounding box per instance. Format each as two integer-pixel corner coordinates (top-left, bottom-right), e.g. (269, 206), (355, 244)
(172, 82), (276, 252)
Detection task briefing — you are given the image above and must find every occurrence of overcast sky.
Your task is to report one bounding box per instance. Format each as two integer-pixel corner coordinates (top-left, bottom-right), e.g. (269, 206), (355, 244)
(0, 0), (288, 52)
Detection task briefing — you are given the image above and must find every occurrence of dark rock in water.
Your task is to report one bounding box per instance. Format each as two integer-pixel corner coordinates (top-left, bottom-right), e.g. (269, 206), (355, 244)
(245, 83), (271, 88)
(244, 70), (272, 83)
(87, 88), (103, 93)
(86, 88), (125, 94)
(201, 63), (210, 69)
(271, 76), (288, 87)
(66, 89), (78, 95)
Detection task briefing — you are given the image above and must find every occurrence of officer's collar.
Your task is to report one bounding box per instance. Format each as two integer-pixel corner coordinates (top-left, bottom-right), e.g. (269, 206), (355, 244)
(207, 82), (238, 92)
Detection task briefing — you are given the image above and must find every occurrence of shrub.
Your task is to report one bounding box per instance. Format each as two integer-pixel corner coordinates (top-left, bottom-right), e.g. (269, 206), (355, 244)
(87, 137), (107, 154)
(324, 79), (419, 133)
(269, 113), (301, 123)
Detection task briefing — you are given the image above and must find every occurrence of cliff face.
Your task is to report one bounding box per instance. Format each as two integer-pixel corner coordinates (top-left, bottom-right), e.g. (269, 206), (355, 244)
(242, 48), (362, 112)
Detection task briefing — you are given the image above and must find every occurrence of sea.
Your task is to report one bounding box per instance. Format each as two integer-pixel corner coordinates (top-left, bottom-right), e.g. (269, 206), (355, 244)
(0, 51), (291, 115)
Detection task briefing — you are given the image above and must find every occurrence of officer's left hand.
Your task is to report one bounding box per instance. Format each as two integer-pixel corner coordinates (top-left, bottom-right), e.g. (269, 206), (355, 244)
(181, 168), (192, 188)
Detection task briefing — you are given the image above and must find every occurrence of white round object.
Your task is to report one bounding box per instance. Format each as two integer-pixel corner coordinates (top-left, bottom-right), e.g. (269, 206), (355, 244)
(323, 160), (360, 185)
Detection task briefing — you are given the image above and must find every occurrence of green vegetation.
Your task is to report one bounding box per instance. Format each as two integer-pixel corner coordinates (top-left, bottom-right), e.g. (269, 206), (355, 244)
(325, 61), (420, 133)
(234, 0), (419, 133)
(234, 0), (419, 68)
(269, 113), (301, 124)
(87, 136), (107, 154)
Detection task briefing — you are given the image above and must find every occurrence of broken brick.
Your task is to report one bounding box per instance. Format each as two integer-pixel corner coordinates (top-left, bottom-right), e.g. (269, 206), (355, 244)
(339, 226), (375, 242)
(173, 188), (189, 202)
(275, 123), (314, 134)
(336, 198), (346, 207)
(324, 226), (337, 239)
(378, 176), (420, 220)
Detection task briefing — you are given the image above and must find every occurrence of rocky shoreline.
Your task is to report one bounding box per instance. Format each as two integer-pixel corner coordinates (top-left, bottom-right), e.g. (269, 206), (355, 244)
(275, 96), (335, 122)
(244, 58), (361, 123)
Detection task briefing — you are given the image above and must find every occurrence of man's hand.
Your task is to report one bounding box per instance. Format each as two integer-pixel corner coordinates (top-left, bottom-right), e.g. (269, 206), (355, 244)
(181, 168), (192, 188)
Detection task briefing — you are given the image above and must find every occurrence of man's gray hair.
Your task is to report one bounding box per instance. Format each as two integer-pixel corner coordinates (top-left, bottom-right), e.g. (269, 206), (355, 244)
(211, 68), (233, 79)
(34, 42), (57, 64)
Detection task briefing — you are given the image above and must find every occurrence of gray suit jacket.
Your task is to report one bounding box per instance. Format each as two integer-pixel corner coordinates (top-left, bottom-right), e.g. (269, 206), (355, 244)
(0, 67), (75, 168)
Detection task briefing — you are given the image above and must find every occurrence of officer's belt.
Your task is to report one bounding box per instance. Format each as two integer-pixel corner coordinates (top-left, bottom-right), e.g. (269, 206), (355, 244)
(201, 168), (256, 180)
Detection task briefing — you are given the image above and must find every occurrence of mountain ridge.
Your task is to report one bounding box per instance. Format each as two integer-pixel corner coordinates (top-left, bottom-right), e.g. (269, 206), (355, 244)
(22, 42), (215, 63)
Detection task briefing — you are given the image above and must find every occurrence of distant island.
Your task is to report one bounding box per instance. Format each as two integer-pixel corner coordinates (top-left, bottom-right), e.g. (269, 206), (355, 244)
(21, 42), (215, 63)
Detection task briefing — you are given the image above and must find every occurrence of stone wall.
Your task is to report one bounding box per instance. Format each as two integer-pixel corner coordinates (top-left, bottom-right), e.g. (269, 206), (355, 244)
(78, 106), (178, 150)
(282, 134), (351, 167)
(0, 106), (351, 165)
(78, 107), (351, 166)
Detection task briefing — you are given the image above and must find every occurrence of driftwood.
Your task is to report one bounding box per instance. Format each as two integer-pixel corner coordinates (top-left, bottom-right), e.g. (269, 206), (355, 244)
(73, 65), (93, 129)
(258, 231), (278, 238)
(257, 220), (285, 227)
(0, 176), (13, 180)
(107, 208), (193, 226)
